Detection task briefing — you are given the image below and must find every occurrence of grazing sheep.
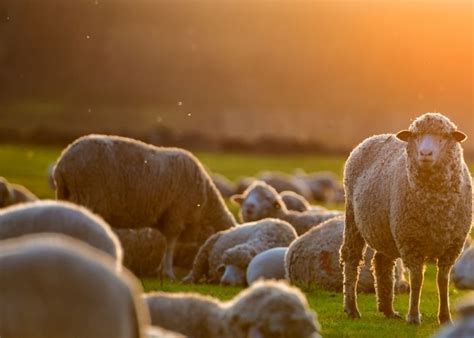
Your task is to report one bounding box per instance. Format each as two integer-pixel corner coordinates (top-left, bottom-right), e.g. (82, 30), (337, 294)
(144, 280), (321, 338)
(340, 113), (472, 324)
(246, 247), (288, 284)
(0, 234), (150, 338)
(280, 191), (311, 212)
(183, 218), (297, 285)
(0, 200), (122, 266)
(286, 217), (409, 293)
(54, 134), (236, 279)
(294, 170), (344, 203)
(114, 228), (166, 277)
(210, 173), (236, 198)
(451, 245), (474, 289)
(0, 177), (37, 208)
(232, 180), (342, 235)
(433, 295), (474, 338)
(257, 171), (313, 201)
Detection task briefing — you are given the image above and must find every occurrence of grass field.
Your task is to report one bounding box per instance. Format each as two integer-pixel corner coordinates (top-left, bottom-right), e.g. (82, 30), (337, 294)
(0, 143), (473, 338)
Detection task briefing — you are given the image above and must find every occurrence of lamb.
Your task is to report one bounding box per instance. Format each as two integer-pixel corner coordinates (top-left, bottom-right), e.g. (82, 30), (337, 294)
(0, 200), (122, 266)
(0, 176), (37, 208)
(183, 218), (297, 285)
(114, 228), (166, 277)
(246, 247), (288, 284)
(285, 216), (409, 293)
(210, 173), (237, 198)
(54, 134), (236, 279)
(144, 280), (321, 338)
(451, 244), (474, 289)
(433, 295), (474, 338)
(340, 113), (472, 325)
(0, 234), (150, 338)
(231, 180), (342, 235)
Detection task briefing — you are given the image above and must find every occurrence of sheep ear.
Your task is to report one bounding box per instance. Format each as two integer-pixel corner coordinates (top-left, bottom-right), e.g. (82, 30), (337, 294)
(396, 130), (412, 142)
(452, 131), (467, 143)
(230, 194), (244, 205)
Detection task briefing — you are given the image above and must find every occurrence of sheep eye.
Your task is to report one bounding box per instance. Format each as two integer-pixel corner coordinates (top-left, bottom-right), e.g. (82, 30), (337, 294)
(273, 201), (281, 209)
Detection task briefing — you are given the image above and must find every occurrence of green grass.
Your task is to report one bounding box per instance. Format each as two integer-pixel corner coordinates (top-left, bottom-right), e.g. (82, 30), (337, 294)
(0, 143), (473, 337)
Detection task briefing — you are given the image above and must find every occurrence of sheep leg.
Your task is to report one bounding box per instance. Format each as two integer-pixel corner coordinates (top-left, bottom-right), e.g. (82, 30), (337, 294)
(340, 202), (366, 319)
(436, 262), (453, 325)
(405, 260), (424, 324)
(372, 252), (400, 318)
(162, 235), (178, 280)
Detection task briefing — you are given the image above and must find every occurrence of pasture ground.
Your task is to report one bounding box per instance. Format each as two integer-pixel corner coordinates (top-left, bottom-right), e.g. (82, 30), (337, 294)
(1, 143), (473, 338)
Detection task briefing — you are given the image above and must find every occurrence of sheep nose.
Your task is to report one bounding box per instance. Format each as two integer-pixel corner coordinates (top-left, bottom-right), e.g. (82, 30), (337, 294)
(420, 150), (433, 157)
(246, 203), (255, 210)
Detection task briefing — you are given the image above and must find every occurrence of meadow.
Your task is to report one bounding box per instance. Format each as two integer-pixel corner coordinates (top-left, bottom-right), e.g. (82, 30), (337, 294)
(1, 143), (473, 338)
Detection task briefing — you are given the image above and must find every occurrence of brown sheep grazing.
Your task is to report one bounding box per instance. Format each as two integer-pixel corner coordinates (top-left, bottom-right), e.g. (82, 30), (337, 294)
(54, 134), (236, 279)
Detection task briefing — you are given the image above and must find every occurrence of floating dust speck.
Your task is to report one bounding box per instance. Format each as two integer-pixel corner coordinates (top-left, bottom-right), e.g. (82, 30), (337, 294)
(178, 101), (183, 106)
(187, 113), (192, 117)
(86, 35), (91, 39)
(156, 116), (162, 123)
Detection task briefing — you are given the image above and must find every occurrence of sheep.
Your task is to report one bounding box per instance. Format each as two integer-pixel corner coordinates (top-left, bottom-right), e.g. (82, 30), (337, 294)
(280, 190), (326, 213)
(0, 233), (150, 338)
(0, 176), (37, 208)
(231, 180), (342, 235)
(144, 280), (321, 338)
(0, 200), (122, 267)
(210, 173), (236, 198)
(246, 247), (288, 284)
(285, 216), (409, 293)
(114, 228), (166, 277)
(433, 295), (474, 338)
(47, 162), (56, 190)
(183, 218), (297, 285)
(257, 171), (313, 201)
(294, 170), (344, 203)
(340, 113), (472, 325)
(54, 134), (236, 279)
(451, 244), (474, 289)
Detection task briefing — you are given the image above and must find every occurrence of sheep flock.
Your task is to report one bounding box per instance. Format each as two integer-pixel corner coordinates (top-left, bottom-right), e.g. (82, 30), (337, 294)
(0, 112), (472, 337)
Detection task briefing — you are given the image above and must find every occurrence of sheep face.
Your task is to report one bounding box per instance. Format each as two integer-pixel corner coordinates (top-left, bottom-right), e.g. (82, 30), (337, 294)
(452, 248), (474, 289)
(219, 264), (246, 286)
(231, 182), (285, 222)
(396, 114), (467, 172)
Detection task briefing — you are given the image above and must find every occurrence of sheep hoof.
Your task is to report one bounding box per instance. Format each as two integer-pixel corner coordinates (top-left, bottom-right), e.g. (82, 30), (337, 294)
(384, 311), (402, 319)
(438, 314), (452, 325)
(406, 314), (421, 325)
(344, 307), (361, 319)
(164, 270), (176, 281)
(181, 274), (194, 284)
